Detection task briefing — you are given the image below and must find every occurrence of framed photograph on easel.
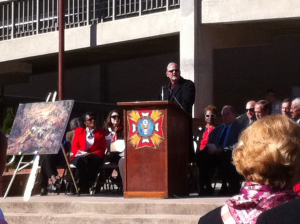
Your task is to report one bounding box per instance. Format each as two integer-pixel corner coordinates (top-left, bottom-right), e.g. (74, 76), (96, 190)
(7, 100), (74, 155)
(3, 100), (75, 200)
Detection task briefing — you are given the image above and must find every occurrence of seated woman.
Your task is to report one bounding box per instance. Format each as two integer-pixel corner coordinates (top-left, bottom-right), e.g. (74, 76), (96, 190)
(199, 115), (300, 224)
(194, 105), (217, 195)
(70, 112), (106, 193)
(38, 117), (82, 196)
(103, 110), (124, 179)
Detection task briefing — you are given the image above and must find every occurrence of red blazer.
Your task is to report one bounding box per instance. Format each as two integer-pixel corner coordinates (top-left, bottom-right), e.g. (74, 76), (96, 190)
(70, 127), (106, 161)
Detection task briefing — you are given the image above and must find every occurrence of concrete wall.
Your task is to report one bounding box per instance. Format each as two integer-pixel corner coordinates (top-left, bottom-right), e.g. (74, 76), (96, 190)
(4, 65), (101, 102)
(4, 52), (179, 103)
(104, 52), (179, 103)
(213, 34), (300, 114)
(202, 0), (300, 23)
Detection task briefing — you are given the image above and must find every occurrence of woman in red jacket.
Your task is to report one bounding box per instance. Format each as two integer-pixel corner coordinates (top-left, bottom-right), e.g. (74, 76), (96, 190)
(70, 112), (106, 193)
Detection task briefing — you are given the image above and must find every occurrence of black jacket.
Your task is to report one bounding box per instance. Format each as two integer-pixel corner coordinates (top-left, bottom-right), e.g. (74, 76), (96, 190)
(158, 77), (195, 115)
(256, 198), (300, 224)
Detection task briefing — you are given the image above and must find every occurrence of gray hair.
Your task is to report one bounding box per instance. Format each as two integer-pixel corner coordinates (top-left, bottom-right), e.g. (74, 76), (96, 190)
(221, 105), (236, 115)
(69, 117), (83, 131)
(166, 62), (179, 70)
(292, 98), (300, 109)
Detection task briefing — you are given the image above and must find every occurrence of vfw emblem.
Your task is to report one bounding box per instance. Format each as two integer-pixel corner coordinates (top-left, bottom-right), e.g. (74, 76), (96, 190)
(128, 110), (164, 149)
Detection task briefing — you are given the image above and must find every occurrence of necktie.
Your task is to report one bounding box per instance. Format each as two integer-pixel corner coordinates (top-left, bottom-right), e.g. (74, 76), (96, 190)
(218, 126), (228, 148)
(169, 84), (176, 100)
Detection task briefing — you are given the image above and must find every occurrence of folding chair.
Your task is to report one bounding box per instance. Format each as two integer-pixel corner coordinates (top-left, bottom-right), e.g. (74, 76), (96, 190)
(91, 140), (125, 194)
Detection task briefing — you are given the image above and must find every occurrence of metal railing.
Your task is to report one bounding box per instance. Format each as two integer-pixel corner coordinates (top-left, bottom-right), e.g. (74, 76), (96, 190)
(0, 0), (180, 41)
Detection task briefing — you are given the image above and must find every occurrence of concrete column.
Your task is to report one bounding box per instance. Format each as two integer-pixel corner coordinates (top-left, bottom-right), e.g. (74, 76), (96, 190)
(180, 0), (198, 117)
(180, 0), (197, 82)
(180, 0), (217, 118)
(194, 25), (216, 118)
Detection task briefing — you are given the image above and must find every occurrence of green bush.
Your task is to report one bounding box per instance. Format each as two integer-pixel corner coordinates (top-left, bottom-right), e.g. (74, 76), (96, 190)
(2, 108), (14, 135)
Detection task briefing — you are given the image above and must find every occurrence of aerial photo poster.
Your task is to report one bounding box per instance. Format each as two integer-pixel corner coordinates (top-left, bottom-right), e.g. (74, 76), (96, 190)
(7, 100), (74, 155)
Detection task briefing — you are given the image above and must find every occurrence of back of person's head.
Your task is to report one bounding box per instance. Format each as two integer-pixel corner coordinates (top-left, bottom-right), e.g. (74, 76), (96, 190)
(69, 117), (83, 131)
(233, 115), (300, 189)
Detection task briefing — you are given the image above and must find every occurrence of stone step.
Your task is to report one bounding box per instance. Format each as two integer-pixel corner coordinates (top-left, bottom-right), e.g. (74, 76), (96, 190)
(5, 213), (200, 224)
(0, 201), (223, 215)
(0, 195), (228, 224)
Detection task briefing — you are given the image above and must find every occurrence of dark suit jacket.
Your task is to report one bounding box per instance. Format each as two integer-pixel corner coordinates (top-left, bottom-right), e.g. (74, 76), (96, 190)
(208, 120), (245, 149)
(236, 113), (250, 127)
(159, 77), (196, 115)
(256, 198), (300, 224)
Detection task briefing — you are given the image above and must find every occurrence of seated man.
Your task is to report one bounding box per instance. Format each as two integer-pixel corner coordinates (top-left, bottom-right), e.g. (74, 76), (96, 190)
(198, 105), (245, 196)
(255, 100), (272, 120)
(281, 98), (292, 118)
(237, 101), (256, 127)
(265, 89), (281, 115)
(291, 97), (300, 123)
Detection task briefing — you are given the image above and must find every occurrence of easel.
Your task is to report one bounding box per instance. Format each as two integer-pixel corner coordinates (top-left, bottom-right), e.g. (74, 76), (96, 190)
(4, 92), (79, 199)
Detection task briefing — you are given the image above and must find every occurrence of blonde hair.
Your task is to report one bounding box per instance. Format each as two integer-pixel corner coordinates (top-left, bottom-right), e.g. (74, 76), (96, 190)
(233, 115), (300, 189)
(204, 105), (217, 115)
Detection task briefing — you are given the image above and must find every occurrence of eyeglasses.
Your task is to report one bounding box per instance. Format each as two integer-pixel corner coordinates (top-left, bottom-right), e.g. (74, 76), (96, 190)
(246, 108), (254, 112)
(111, 115), (119, 119)
(167, 69), (179, 73)
(86, 117), (95, 122)
(205, 114), (216, 118)
(291, 107), (300, 112)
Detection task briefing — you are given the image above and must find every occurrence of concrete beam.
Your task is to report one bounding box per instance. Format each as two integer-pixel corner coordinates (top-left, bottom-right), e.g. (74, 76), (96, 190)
(0, 10), (180, 63)
(0, 61), (32, 75)
(202, 0), (300, 24)
(0, 61), (32, 86)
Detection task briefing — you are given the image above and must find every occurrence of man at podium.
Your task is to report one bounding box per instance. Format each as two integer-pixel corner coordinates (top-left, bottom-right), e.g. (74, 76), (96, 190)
(157, 62), (196, 163)
(158, 62), (195, 115)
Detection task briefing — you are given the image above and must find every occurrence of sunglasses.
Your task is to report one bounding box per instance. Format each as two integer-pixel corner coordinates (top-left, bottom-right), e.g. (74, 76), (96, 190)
(111, 115), (119, 119)
(167, 69), (179, 73)
(205, 114), (216, 118)
(246, 108), (254, 112)
(86, 117), (95, 122)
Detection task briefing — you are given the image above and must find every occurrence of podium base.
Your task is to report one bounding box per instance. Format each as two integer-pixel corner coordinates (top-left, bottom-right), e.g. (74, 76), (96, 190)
(124, 191), (167, 198)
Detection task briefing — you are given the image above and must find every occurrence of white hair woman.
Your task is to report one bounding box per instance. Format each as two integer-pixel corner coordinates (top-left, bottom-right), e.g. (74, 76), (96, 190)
(199, 115), (300, 224)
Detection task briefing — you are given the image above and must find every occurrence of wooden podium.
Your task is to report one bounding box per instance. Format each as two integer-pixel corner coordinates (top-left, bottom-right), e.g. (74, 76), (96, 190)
(118, 101), (190, 198)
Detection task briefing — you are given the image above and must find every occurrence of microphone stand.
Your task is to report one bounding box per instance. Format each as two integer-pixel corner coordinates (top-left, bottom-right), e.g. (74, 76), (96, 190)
(173, 96), (184, 110)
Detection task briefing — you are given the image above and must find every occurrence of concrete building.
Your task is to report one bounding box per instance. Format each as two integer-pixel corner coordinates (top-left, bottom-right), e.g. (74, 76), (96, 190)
(1, 0), (300, 120)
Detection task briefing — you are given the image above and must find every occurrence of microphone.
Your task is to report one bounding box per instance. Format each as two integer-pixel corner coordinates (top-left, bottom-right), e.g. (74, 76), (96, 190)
(161, 86), (168, 101)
